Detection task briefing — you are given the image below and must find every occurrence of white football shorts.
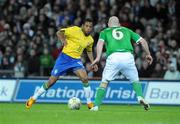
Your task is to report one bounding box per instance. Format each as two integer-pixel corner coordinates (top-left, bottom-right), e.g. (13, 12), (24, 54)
(102, 52), (139, 83)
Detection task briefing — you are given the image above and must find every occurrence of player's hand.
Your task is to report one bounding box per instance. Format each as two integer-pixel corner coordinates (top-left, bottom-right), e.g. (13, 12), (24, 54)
(90, 64), (98, 72)
(90, 58), (100, 72)
(91, 58), (100, 66)
(145, 55), (153, 65)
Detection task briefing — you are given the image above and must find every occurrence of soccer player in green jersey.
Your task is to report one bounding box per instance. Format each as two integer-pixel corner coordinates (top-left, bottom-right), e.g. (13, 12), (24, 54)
(90, 16), (153, 111)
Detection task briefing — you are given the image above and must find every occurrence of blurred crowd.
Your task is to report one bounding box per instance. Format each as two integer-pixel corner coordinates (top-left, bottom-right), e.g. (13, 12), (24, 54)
(0, 0), (180, 80)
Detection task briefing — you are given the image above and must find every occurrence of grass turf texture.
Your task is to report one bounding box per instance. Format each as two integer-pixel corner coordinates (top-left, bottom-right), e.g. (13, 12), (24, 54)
(0, 103), (179, 124)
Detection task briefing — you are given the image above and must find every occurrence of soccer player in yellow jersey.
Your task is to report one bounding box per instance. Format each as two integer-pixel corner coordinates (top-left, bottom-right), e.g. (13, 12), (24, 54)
(26, 18), (98, 109)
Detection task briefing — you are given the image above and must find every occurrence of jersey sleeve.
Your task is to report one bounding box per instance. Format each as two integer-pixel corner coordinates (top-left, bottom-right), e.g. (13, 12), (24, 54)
(60, 26), (76, 37)
(128, 29), (142, 43)
(86, 37), (94, 52)
(99, 31), (106, 42)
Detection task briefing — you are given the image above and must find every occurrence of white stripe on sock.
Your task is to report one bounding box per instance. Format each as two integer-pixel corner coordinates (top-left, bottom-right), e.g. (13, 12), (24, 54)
(32, 86), (46, 100)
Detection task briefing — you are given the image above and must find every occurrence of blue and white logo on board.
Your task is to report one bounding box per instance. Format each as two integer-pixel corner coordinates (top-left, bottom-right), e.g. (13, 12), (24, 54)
(145, 81), (180, 105)
(14, 80), (147, 104)
(103, 82), (147, 104)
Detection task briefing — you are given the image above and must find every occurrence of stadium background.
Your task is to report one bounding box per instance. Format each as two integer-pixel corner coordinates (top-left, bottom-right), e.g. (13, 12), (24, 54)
(0, 0), (180, 124)
(0, 0), (180, 79)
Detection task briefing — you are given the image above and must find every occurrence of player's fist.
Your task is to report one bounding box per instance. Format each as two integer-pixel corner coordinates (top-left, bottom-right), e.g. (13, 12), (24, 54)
(91, 58), (100, 66)
(90, 64), (98, 72)
(145, 55), (153, 65)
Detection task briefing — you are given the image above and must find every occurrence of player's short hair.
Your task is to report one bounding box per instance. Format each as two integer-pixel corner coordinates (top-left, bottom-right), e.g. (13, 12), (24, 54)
(82, 18), (93, 25)
(108, 16), (120, 27)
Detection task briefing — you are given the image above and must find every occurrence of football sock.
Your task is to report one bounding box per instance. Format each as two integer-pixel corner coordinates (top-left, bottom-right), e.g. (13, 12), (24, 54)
(132, 81), (143, 98)
(94, 87), (106, 106)
(83, 82), (89, 87)
(32, 83), (48, 100)
(83, 83), (92, 104)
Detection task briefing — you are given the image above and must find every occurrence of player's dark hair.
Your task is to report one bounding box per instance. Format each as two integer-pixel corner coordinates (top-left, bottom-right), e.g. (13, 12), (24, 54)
(82, 18), (93, 25)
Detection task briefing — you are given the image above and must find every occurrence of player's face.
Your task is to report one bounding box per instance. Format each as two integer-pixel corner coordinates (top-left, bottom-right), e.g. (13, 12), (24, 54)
(82, 22), (93, 36)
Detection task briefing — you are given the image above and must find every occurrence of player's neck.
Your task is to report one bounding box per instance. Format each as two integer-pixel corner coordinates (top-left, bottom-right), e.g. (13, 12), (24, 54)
(109, 24), (121, 27)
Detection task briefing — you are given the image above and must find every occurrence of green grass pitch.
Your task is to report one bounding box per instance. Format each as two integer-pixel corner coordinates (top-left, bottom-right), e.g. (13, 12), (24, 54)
(0, 103), (180, 124)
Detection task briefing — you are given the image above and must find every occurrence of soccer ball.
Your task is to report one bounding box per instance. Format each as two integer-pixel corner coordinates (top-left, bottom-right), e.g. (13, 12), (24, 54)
(68, 97), (81, 110)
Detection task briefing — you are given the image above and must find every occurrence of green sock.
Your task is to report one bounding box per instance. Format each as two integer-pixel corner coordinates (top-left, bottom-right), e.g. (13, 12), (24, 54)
(94, 87), (106, 106)
(43, 83), (49, 90)
(83, 82), (89, 87)
(132, 81), (143, 97)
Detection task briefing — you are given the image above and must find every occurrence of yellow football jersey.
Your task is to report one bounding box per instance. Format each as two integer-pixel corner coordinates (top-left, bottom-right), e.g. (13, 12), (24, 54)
(60, 26), (94, 59)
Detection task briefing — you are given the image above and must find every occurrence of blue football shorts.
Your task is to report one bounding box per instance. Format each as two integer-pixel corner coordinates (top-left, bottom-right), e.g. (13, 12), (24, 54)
(51, 52), (85, 77)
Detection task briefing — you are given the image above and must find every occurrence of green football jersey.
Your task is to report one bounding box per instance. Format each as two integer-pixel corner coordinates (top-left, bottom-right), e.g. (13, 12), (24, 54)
(99, 26), (141, 56)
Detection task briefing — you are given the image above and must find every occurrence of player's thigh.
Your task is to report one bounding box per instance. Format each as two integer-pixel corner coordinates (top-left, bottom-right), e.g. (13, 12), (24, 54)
(51, 53), (82, 76)
(51, 53), (69, 76)
(121, 62), (139, 82)
(101, 58), (120, 82)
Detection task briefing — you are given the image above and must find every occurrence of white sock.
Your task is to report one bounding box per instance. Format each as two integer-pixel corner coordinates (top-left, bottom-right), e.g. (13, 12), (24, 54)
(83, 86), (92, 104)
(94, 106), (98, 109)
(32, 86), (46, 100)
(137, 96), (143, 102)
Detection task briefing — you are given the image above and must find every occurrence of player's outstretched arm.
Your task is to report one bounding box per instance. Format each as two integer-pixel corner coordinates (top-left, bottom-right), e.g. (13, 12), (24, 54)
(91, 39), (104, 66)
(86, 51), (98, 72)
(139, 38), (153, 65)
